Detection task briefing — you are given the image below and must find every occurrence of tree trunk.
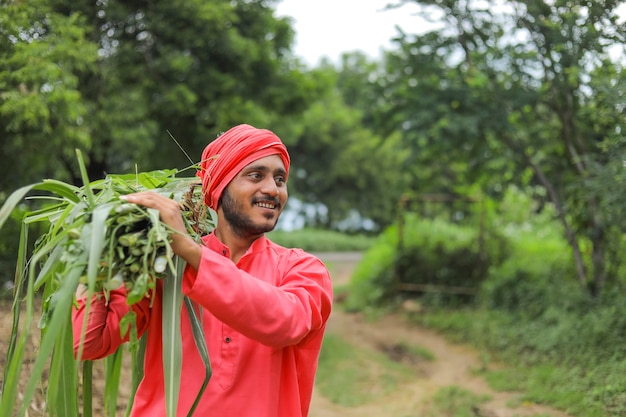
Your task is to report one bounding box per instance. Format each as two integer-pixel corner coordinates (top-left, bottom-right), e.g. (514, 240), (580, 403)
(502, 134), (589, 290)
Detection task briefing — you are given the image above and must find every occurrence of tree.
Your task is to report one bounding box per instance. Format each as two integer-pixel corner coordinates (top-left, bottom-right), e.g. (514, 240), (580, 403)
(0, 0), (97, 191)
(384, 0), (626, 296)
(47, 0), (317, 179)
(281, 61), (409, 231)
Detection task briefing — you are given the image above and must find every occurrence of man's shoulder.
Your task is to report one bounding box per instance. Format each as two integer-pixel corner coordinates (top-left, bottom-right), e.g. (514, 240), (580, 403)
(265, 237), (307, 255)
(264, 238), (322, 263)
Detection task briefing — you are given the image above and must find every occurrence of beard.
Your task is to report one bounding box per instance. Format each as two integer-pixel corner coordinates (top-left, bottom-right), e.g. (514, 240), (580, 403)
(220, 188), (280, 238)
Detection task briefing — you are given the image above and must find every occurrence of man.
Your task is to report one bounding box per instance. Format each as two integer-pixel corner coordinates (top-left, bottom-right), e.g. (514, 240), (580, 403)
(72, 124), (333, 417)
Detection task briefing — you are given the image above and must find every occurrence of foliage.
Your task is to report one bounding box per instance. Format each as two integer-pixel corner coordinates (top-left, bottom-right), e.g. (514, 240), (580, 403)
(0, 155), (214, 417)
(45, 0), (316, 180)
(344, 181), (626, 415)
(0, 0), (319, 186)
(0, 0), (97, 189)
(479, 186), (580, 315)
(344, 198), (508, 311)
(375, 0), (626, 297)
(0, 0), (338, 294)
(278, 74), (409, 231)
(342, 224), (398, 313)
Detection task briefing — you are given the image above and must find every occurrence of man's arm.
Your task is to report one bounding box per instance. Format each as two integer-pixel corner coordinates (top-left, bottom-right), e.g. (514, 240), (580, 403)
(183, 249), (333, 347)
(72, 288), (151, 360)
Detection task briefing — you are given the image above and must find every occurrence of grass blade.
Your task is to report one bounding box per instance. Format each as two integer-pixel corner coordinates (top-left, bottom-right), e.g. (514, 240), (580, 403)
(0, 224), (31, 416)
(75, 148), (95, 207)
(46, 312), (79, 416)
(19, 252), (86, 416)
(0, 183), (41, 230)
(162, 258), (184, 417)
(125, 335), (147, 417)
(38, 179), (81, 202)
(3, 222), (29, 378)
(33, 231), (72, 290)
(104, 348), (124, 417)
(82, 361), (93, 417)
(85, 202), (115, 289)
(183, 297), (212, 416)
(0, 179), (81, 230)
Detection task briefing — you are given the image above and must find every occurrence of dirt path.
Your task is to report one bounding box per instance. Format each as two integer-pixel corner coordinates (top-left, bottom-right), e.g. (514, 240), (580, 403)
(312, 252), (573, 417)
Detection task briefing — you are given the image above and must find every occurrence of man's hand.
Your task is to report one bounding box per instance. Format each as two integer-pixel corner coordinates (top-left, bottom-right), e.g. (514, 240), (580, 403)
(120, 192), (202, 270)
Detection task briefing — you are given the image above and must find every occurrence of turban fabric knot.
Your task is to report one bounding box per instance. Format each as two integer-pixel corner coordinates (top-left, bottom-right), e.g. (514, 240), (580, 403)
(196, 124), (291, 210)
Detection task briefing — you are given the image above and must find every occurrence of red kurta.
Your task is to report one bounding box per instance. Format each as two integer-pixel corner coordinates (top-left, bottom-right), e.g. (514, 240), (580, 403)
(72, 234), (333, 417)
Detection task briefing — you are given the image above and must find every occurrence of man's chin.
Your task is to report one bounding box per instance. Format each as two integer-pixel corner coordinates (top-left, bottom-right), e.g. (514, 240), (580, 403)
(246, 219), (278, 236)
(260, 220), (278, 234)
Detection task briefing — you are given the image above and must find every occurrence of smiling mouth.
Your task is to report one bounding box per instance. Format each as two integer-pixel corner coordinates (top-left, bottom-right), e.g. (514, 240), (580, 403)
(255, 201), (278, 210)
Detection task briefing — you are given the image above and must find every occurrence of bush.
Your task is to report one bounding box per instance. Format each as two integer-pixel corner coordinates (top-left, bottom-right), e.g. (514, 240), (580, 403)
(343, 225), (397, 313)
(397, 215), (508, 305)
(345, 213), (508, 310)
(479, 232), (580, 317)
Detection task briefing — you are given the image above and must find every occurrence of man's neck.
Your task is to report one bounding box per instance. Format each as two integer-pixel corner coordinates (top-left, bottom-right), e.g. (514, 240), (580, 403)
(213, 227), (263, 264)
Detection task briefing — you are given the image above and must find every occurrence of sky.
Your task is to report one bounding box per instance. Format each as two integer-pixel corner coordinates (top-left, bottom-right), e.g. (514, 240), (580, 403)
(274, 0), (425, 65)
(275, 1), (626, 66)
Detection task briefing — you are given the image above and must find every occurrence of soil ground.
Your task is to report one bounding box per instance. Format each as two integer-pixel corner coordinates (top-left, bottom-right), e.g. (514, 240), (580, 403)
(0, 252), (574, 417)
(309, 252), (573, 417)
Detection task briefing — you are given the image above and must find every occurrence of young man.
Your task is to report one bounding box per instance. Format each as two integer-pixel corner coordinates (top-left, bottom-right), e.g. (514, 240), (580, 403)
(72, 124), (333, 416)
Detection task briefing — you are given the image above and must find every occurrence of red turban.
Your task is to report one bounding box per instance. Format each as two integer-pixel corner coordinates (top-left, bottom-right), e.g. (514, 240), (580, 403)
(196, 124), (291, 210)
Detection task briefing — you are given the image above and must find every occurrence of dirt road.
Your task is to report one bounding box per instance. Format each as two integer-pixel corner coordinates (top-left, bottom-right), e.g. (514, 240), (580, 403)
(311, 252), (573, 417)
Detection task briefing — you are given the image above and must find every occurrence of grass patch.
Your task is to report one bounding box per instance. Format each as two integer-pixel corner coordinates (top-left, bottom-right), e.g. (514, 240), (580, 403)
(423, 386), (490, 417)
(315, 333), (414, 407)
(267, 228), (375, 252)
(409, 308), (626, 417)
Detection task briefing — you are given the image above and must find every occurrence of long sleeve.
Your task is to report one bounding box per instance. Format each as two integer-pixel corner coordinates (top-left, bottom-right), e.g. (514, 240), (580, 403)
(72, 288), (152, 360)
(182, 237), (333, 348)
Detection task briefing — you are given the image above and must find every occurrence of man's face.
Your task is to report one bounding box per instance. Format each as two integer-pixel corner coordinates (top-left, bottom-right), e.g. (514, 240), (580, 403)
(219, 155), (288, 238)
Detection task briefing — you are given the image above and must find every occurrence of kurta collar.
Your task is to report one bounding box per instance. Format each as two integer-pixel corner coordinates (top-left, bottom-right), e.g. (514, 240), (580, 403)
(202, 232), (270, 259)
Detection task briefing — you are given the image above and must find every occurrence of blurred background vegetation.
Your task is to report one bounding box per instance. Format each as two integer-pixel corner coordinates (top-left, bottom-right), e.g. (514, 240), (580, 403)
(1, 1), (625, 415)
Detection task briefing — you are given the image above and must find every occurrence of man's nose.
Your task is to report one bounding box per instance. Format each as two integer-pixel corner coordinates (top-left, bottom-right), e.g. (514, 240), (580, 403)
(260, 178), (279, 195)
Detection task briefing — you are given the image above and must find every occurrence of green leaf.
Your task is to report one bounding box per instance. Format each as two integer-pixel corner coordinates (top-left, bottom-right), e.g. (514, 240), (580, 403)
(184, 297), (212, 416)
(104, 348), (124, 417)
(19, 252), (86, 416)
(33, 230), (73, 290)
(85, 202), (115, 291)
(0, 183), (43, 230)
(162, 258), (184, 417)
(75, 148), (95, 207)
(82, 361), (93, 417)
(125, 335), (147, 417)
(47, 312), (80, 416)
(38, 179), (82, 203)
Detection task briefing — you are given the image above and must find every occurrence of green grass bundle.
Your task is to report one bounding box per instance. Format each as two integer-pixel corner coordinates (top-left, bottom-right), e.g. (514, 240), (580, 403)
(0, 150), (214, 417)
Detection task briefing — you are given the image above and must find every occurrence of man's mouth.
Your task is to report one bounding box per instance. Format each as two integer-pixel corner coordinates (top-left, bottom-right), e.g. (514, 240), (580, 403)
(254, 199), (280, 210)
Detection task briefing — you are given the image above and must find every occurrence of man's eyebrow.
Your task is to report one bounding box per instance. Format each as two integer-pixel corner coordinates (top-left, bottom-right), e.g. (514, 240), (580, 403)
(243, 164), (287, 175)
